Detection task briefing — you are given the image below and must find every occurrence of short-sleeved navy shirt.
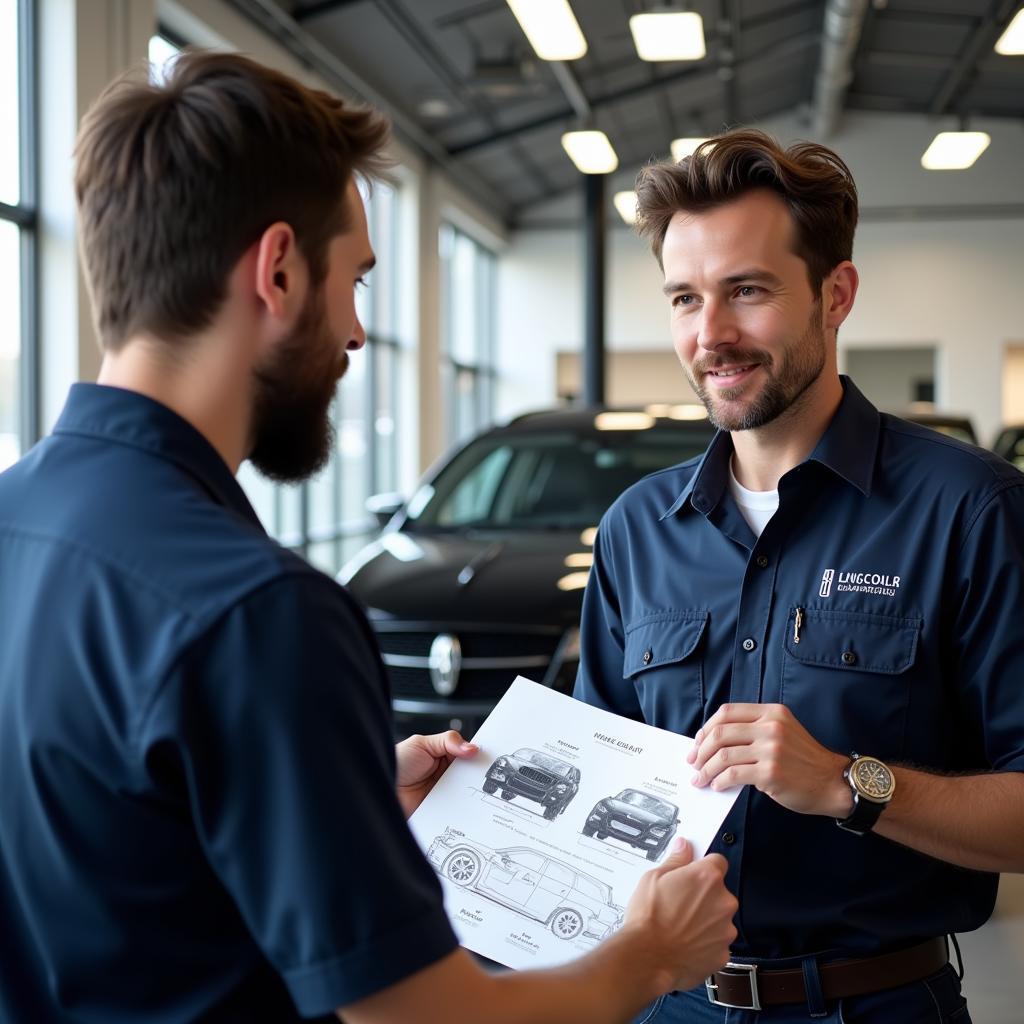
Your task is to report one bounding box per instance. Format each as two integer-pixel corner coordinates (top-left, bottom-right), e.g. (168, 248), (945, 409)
(0, 384), (457, 1022)
(575, 377), (1024, 958)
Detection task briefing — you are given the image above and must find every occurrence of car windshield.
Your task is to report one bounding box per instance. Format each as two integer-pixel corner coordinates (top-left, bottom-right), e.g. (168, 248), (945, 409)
(513, 748), (571, 774)
(615, 790), (677, 817)
(405, 427), (711, 531)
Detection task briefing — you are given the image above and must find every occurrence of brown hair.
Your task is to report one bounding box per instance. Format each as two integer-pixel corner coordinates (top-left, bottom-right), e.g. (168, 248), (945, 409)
(74, 49), (390, 350)
(635, 128), (858, 291)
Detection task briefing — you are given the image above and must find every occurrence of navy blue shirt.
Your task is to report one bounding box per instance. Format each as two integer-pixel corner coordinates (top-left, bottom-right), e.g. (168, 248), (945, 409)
(0, 384), (456, 1022)
(575, 378), (1024, 958)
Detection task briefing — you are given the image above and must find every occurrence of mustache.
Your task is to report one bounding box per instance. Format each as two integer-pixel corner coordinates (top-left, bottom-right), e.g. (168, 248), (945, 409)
(692, 350), (771, 375)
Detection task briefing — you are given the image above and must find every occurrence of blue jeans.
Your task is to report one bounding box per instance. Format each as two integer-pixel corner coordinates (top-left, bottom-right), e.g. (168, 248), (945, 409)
(633, 965), (970, 1023)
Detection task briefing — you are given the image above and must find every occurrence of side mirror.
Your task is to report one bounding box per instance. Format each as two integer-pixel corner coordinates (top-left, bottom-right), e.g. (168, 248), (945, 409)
(365, 492), (405, 528)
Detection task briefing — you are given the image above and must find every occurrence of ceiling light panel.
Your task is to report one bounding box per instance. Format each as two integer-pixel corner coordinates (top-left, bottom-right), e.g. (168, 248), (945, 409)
(613, 191), (638, 224)
(920, 132), (991, 170)
(507, 0), (587, 61)
(671, 136), (708, 161)
(995, 9), (1024, 55)
(630, 12), (706, 62)
(561, 130), (619, 174)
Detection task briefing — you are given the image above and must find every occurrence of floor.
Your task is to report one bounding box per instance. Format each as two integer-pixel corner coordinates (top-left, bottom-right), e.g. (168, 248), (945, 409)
(959, 873), (1024, 1022)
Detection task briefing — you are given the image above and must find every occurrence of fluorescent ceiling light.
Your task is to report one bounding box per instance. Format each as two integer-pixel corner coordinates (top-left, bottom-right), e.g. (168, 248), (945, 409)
(564, 552), (594, 569)
(557, 571), (591, 592)
(579, 527), (598, 546)
(594, 411), (655, 431)
(507, 0), (587, 61)
(671, 136), (708, 161)
(920, 131), (991, 170)
(668, 404), (709, 420)
(995, 9), (1024, 54)
(630, 12), (706, 61)
(613, 190), (638, 224)
(562, 130), (619, 174)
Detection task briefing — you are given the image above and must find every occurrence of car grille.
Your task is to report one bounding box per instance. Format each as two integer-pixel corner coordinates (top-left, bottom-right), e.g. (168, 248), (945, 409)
(517, 766), (555, 785)
(375, 627), (564, 702)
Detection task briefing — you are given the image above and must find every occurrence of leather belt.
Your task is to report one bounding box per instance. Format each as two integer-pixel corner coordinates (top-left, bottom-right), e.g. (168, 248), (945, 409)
(705, 937), (948, 1011)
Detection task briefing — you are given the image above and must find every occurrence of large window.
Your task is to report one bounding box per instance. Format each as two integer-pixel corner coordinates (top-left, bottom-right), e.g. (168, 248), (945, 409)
(439, 224), (496, 444)
(0, 0), (36, 472)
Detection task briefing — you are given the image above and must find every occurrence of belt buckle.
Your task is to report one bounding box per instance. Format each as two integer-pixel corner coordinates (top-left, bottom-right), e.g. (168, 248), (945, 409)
(706, 962), (762, 1011)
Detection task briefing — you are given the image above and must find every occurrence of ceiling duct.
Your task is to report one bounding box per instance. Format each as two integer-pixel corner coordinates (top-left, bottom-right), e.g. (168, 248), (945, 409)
(465, 56), (548, 99)
(811, 0), (870, 139)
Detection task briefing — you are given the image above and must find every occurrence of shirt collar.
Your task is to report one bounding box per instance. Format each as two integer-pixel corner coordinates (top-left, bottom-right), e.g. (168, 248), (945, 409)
(54, 383), (264, 530)
(659, 375), (880, 520)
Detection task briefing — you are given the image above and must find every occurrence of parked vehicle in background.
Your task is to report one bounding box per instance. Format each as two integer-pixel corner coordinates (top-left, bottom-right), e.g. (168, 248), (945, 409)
(896, 410), (979, 445)
(483, 748), (581, 820)
(341, 406), (715, 739)
(992, 425), (1024, 472)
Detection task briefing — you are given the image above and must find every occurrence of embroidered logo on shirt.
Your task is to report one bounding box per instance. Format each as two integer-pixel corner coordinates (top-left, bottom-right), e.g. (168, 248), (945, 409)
(819, 569), (901, 598)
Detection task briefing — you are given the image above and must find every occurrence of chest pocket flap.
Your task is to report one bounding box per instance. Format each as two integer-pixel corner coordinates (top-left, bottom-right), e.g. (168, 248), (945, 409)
(623, 610), (708, 678)
(785, 607), (922, 674)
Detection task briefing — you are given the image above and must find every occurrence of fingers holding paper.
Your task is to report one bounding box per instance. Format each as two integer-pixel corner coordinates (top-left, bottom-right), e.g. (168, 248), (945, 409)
(687, 703), (851, 818)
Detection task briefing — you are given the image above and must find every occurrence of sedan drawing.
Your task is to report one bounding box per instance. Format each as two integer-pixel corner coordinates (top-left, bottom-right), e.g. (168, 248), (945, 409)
(427, 827), (623, 941)
(583, 789), (681, 861)
(482, 748), (580, 820)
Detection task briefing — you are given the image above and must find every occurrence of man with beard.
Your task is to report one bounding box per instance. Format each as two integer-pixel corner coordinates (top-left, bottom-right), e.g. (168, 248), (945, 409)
(574, 129), (1024, 1023)
(0, 51), (740, 1024)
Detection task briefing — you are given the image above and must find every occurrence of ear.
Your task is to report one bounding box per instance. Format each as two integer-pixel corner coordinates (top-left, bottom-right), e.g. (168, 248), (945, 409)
(253, 222), (308, 325)
(822, 261), (859, 333)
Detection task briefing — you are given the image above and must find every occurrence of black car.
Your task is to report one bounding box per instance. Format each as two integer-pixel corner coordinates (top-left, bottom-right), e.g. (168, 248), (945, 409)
(483, 748), (581, 819)
(897, 410), (978, 445)
(992, 425), (1024, 471)
(582, 788), (681, 862)
(341, 406), (714, 738)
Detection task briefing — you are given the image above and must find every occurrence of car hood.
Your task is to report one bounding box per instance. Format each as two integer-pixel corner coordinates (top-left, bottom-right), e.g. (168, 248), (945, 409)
(602, 799), (673, 826)
(501, 754), (570, 776)
(344, 529), (592, 626)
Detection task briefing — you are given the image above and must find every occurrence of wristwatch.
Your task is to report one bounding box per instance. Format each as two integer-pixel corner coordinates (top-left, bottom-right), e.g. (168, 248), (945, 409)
(836, 752), (895, 835)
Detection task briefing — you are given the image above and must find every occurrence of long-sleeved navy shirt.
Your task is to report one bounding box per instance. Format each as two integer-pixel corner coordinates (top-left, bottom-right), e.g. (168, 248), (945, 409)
(575, 377), (1024, 958)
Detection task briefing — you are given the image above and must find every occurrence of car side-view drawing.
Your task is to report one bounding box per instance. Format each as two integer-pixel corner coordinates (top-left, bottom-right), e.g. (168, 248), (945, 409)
(427, 827), (624, 941)
(482, 748), (581, 820)
(582, 788), (681, 861)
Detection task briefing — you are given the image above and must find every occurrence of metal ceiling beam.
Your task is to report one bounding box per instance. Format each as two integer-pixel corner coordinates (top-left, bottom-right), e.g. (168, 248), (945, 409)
(294, 0), (366, 21)
(811, 0), (871, 139)
(929, 0), (1020, 116)
(225, 0), (510, 218)
(549, 61), (590, 119)
(450, 29), (821, 158)
(372, 0), (554, 196)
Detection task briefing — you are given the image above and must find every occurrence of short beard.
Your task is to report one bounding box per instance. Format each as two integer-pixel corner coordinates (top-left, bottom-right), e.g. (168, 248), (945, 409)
(687, 306), (826, 432)
(248, 288), (345, 484)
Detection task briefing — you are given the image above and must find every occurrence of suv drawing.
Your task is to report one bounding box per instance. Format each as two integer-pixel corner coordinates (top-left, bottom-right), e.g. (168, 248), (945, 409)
(427, 827), (623, 941)
(483, 748), (580, 819)
(583, 789), (681, 861)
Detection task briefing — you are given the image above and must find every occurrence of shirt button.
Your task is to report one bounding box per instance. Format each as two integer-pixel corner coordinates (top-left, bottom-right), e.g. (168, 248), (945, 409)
(742, 637), (757, 652)
(841, 650), (857, 665)
(722, 832), (736, 845)
(642, 648), (653, 665)
(755, 554), (769, 568)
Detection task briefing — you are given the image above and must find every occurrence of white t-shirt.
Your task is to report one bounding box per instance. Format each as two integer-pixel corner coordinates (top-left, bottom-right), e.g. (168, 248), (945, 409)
(728, 459), (779, 537)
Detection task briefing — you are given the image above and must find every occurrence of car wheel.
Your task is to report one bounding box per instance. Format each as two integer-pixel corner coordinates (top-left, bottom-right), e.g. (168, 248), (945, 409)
(482, 782), (497, 795)
(596, 832), (607, 841)
(500, 790), (515, 801)
(542, 804), (559, 821)
(443, 850), (482, 887)
(646, 848), (662, 862)
(550, 908), (584, 940)
(582, 826), (596, 838)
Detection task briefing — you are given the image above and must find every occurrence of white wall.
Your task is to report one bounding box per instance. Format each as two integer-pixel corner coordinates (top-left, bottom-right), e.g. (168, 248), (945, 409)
(497, 110), (1024, 444)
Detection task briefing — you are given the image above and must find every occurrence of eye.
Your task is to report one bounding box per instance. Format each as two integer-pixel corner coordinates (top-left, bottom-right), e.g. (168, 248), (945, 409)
(736, 285), (762, 298)
(671, 293), (697, 307)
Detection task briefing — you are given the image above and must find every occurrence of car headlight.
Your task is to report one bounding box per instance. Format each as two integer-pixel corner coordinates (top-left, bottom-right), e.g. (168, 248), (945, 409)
(491, 758), (509, 771)
(555, 783), (568, 793)
(649, 825), (670, 837)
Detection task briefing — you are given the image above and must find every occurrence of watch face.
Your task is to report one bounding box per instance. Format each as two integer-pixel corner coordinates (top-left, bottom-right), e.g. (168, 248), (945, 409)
(853, 758), (894, 801)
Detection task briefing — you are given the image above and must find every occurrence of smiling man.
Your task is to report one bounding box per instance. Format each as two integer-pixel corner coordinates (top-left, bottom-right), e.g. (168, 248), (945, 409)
(574, 129), (1024, 1023)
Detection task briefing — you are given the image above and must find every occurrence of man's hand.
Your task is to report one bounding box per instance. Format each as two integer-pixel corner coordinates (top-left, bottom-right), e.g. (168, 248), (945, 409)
(620, 839), (737, 993)
(396, 731), (478, 818)
(687, 703), (851, 817)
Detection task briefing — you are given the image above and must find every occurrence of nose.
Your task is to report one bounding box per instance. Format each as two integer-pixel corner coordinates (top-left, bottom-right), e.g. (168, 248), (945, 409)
(347, 315), (367, 351)
(696, 298), (740, 352)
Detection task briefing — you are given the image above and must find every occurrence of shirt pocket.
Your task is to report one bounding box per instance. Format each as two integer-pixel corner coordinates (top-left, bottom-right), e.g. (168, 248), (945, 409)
(781, 607), (922, 760)
(624, 610), (708, 729)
